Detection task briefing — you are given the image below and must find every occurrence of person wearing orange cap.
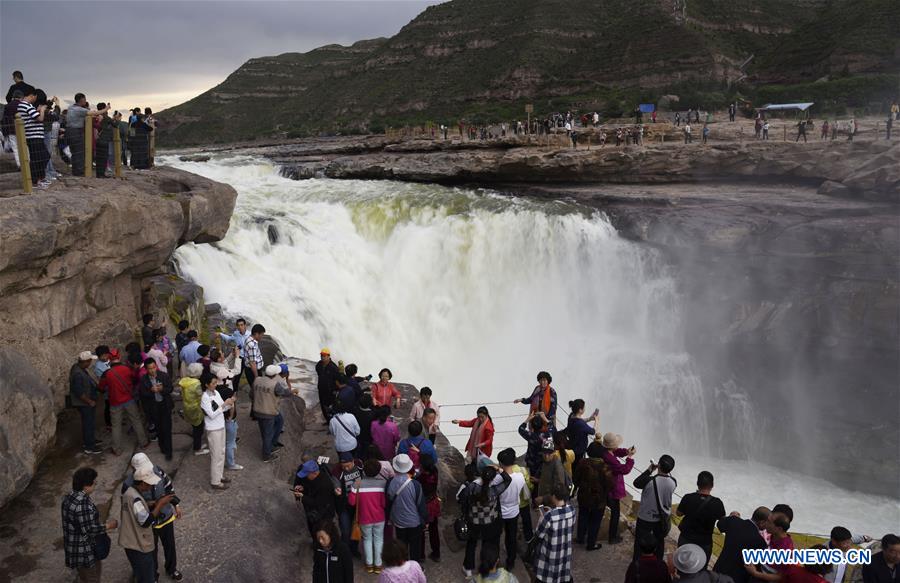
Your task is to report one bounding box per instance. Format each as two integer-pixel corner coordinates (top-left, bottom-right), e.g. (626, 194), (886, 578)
(315, 348), (340, 423)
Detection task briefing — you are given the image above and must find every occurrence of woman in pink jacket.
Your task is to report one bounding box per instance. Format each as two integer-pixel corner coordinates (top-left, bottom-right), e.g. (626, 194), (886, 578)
(348, 460), (388, 574)
(599, 432), (635, 545)
(370, 406), (400, 461)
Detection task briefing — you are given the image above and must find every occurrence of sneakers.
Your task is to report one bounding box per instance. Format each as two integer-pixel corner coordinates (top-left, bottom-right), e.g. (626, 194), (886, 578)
(168, 570), (183, 581)
(225, 464), (244, 471)
(365, 565), (374, 574)
(463, 568), (474, 579)
(36, 180), (51, 189)
(272, 443), (284, 451)
(194, 447), (210, 456)
(221, 476), (231, 483)
(263, 454), (279, 463)
(211, 483), (229, 490)
(83, 447), (102, 455)
(373, 566), (382, 575)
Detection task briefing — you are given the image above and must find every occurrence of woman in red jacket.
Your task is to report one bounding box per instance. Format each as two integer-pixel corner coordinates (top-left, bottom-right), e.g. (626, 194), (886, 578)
(452, 406), (494, 463)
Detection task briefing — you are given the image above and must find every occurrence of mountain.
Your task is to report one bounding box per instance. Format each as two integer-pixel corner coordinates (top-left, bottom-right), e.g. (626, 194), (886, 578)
(159, 0), (899, 146)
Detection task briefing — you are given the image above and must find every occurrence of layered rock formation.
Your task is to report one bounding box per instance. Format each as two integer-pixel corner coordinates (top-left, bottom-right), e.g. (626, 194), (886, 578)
(0, 168), (237, 507)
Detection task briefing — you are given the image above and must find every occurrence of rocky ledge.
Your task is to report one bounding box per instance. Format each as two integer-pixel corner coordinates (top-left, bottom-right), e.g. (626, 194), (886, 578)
(0, 168), (237, 508)
(274, 139), (899, 201)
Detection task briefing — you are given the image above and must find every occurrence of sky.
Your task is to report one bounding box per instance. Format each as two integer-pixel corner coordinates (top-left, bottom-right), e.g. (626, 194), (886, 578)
(0, 0), (441, 112)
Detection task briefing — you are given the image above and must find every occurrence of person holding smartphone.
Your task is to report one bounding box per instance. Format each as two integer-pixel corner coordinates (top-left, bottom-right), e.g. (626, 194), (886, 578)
(564, 399), (598, 463)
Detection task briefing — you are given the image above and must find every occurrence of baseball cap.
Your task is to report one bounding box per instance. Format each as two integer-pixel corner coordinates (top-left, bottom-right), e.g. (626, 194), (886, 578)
(134, 464), (161, 486)
(78, 351), (98, 362)
(296, 460), (319, 479)
(320, 348), (330, 355)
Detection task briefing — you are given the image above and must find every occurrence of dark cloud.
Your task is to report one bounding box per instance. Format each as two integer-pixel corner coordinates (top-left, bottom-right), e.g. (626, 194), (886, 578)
(1, 1), (440, 110)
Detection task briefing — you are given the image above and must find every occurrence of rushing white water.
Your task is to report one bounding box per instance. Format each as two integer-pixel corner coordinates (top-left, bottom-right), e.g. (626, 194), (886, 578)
(163, 153), (899, 536)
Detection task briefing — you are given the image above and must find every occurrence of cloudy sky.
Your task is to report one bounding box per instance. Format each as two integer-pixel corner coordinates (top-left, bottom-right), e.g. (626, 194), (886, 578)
(1, 0), (440, 112)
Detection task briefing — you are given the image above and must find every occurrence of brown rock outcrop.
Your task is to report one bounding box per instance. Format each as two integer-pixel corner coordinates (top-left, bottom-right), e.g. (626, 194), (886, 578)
(0, 167), (237, 508)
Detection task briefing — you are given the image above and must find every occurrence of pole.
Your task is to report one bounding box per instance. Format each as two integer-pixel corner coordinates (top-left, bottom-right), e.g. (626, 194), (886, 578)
(84, 114), (94, 177)
(149, 131), (156, 167)
(14, 114), (32, 194)
(113, 127), (123, 178)
(783, 124), (786, 142)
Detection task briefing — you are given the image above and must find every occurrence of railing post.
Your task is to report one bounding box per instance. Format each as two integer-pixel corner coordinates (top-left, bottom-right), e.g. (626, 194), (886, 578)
(149, 130), (156, 167)
(84, 114), (94, 177)
(113, 127), (123, 178)
(14, 114), (32, 194)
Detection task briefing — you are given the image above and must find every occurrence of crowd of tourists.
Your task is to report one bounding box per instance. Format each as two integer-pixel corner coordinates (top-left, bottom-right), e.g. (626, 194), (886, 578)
(60, 313), (899, 583)
(0, 70), (156, 189)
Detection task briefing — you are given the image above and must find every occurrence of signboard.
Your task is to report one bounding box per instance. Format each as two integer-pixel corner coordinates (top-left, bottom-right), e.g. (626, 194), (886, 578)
(639, 103), (656, 113)
(525, 104), (534, 113)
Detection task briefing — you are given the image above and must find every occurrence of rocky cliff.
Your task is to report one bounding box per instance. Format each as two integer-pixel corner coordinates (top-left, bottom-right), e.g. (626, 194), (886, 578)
(0, 168), (237, 508)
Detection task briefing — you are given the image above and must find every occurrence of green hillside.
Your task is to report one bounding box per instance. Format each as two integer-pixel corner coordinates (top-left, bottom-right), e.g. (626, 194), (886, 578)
(159, 0), (899, 145)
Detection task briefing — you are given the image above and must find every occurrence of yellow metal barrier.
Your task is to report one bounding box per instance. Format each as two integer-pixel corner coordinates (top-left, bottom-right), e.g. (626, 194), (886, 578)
(84, 114), (94, 177)
(14, 114), (32, 194)
(113, 128), (123, 178)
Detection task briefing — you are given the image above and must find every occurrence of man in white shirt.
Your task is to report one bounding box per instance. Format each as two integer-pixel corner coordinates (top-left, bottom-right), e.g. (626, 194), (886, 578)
(497, 448), (529, 571)
(329, 406), (360, 458)
(825, 526), (872, 583)
(408, 386), (440, 443)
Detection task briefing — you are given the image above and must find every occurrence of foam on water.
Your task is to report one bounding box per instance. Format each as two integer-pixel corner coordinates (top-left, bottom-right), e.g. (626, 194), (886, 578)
(162, 153), (900, 536)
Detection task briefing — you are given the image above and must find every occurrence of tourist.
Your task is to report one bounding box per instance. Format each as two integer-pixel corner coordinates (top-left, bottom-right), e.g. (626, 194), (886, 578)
(892, 102), (900, 121)
(178, 330), (201, 366)
(632, 455), (677, 560)
(372, 368), (402, 409)
(316, 348), (340, 420)
(139, 314), (156, 349)
(121, 453), (183, 581)
(782, 545), (834, 583)
(398, 420), (437, 466)
(408, 387), (440, 443)
(101, 350), (149, 456)
(17, 86), (50, 188)
(129, 113), (154, 169)
(70, 351), (102, 455)
(209, 346), (241, 382)
(386, 454), (426, 563)
(887, 116), (893, 140)
(371, 406), (401, 461)
(821, 120), (830, 140)
(120, 464), (175, 583)
(217, 318), (250, 390)
(600, 432), (635, 544)
(519, 411), (552, 486)
(93, 345), (113, 430)
(336, 374), (359, 413)
(676, 471), (726, 564)
(65, 93), (92, 176)
(497, 448), (529, 570)
(861, 534), (900, 583)
(62, 467), (117, 582)
(475, 544), (519, 583)
(514, 371), (557, 431)
(821, 527), (869, 583)
(349, 459), (389, 574)
(292, 459), (338, 540)
(417, 455), (442, 562)
(684, 122), (692, 144)
(212, 364), (242, 471)
(1, 92), (24, 168)
(565, 399), (598, 463)
(378, 539), (427, 583)
(552, 429), (576, 479)
(746, 512), (794, 582)
(254, 364), (294, 462)
(702, 124), (710, 144)
(174, 320), (190, 353)
(311, 520), (353, 583)
(139, 359), (174, 461)
(146, 330), (169, 374)
(462, 464), (512, 578)
(714, 507), (770, 583)
(673, 544), (733, 583)
(729, 103), (736, 122)
(452, 405), (495, 463)
(675, 112), (681, 127)
(353, 393), (376, 457)
(536, 437), (569, 505)
(244, 323), (266, 390)
(200, 370), (234, 490)
(331, 403), (362, 459)
(179, 363), (208, 456)
(847, 118), (856, 141)
(626, 532), (672, 583)
(5, 70), (28, 103)
(763, 121), (770, 140)
(832, 121), (838, 140)
(329, 452), (364, 558)
(531, 485), (576, 583)
(574, 441), (612, 551)
(796, 120), (808, 143)
(114, 111), (128, 165)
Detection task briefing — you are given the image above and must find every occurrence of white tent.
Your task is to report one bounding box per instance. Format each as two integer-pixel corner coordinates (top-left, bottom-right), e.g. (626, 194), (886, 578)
(757, 103), (815, 112)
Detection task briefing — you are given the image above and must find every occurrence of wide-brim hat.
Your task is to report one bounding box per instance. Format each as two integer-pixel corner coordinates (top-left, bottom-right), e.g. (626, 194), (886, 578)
(601, 432), (623, 449)
(392, 454), (413, 474)
(674, 544), (707, 574)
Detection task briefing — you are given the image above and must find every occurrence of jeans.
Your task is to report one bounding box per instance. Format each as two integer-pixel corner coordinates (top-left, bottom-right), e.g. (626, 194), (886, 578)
(577, 506), (603, 548)
(464, 521), (502, 570)
(634, 518), (667, 560)
(361, 522), (384, 566)
(124, 548), (156, 583)
(111, 400), (147, 452)
(257, 415), (283, 458)
(502, 515), (519, 569)
(225, 418), (238, 467)
(43, 134), (57, 178)
(77, 405), (96, 449)
(396, 525), (424, 563)
(607, 495), (621, 541)
(153, 520), (177, 575)
(520, 505), (533, 540)
(338, 507), (358, 555)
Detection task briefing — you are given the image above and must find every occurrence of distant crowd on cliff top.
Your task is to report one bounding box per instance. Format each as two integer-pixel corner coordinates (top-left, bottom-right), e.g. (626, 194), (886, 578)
(437, 100), (896, 148)
(60, 314), (900, 583)
(0, 70), (157, 189)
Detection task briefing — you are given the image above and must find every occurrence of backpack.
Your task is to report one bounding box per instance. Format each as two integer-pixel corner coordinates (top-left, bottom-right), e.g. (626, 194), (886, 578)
(404, 436), (425, 470)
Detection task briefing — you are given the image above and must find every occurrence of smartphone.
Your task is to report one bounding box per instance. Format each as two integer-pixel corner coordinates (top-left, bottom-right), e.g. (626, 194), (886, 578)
(592, 408), (599, 417)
